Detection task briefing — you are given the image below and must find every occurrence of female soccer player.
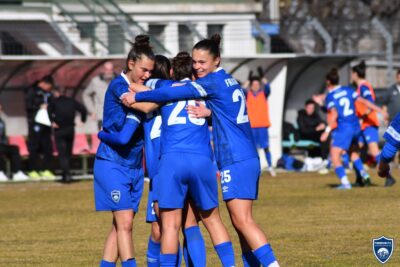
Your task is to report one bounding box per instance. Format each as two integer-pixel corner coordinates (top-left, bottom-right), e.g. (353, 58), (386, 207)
(94, 35), (154, 267)
(123, 34), (279, 267)
(320, 68), (387, 189)
(377, 112), (399, 186)
(351, 61), (395, 186)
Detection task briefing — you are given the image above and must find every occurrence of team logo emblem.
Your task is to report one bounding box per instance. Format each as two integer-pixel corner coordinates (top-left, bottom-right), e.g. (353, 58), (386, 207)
(111, 190), (121, 203)
(373, 236), (394, 264)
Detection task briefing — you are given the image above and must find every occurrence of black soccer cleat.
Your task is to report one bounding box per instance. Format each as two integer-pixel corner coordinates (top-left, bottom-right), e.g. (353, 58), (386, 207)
(385, 174), (396, 187)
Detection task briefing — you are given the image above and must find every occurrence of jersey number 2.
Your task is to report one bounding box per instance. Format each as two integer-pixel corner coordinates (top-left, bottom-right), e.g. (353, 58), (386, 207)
(168, 100), (206, 126)
(339, 98), (354, 117)
(232, 89), (249, 124)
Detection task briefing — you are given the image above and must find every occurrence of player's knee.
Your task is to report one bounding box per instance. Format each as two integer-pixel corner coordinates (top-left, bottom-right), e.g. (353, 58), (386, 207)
(162, 220), (180, 234)
(231, 214), (254, 231)
(115, 218), (133, 232)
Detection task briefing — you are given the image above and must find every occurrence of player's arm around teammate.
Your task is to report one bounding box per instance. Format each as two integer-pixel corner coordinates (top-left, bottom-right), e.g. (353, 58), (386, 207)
(125, 35), (280, 267)
(94, 35), (155, 267)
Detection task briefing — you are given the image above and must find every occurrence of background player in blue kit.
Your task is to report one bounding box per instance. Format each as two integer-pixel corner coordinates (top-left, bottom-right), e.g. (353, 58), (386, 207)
(123, 35), (280, 267)
(377, 112), (399, 186)
(319, 69), (387, 190)
(94, 35), (155, 267)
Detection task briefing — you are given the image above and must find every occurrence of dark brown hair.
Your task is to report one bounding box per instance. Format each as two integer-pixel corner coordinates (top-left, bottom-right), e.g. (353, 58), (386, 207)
(352, 60), (366, 79)
(193, 33), (221, 59)
(326, 68), (340, 85)
(125, 35), (155, 72)
(152, 55), (171, 80)
(171, 52), (193, 81)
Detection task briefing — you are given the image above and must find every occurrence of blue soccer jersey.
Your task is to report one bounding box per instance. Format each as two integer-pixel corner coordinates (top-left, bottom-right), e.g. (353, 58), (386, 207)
(325, 86), (360, 128)
(142, 79), (173, 178)
(135, 68), (258, 169)
(159, 78), (213, 158)
(384, 112), (400, 149)
(96, 72), (144, 168)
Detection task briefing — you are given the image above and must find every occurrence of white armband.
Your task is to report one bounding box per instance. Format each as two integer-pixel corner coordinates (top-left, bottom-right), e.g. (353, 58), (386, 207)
(325, 126), (331, 133)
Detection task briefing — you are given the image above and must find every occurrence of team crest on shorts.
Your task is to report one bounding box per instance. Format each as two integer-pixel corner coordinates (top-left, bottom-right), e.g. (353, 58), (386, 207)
(111, 190), (121, 203)
(372, 236), (394, 264)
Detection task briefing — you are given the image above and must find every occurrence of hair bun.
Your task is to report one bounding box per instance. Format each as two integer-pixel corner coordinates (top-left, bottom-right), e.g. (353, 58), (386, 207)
(210, 33), (221, 46)
(134, 35), (150, 49)
(359, 60), (366, 70)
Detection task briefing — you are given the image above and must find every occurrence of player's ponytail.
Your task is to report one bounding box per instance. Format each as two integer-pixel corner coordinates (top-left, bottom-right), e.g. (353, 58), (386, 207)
(125, 35), (155, 72)
(326, 68), (340, 85)
(352, 60), (366, 78)
(193, 33), (221, 60)
(152, 55), (171, 80)
(172, 51), (192, 81)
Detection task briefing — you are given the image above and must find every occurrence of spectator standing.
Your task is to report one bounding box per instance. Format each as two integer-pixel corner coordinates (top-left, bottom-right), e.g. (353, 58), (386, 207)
(245, 76), (276, 176)
(82, 61), (115, 130)
(24, 75), (55, 180)
(48, 89), (87, 183)
(297, 99), (329, 160)
(0, 105), (29, 181)
(382, 70), (400, 121)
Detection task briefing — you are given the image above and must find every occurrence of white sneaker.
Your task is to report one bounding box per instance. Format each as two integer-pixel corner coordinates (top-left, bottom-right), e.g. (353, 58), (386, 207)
(12, 171), (29, 181)
(0, 171), (9, 182)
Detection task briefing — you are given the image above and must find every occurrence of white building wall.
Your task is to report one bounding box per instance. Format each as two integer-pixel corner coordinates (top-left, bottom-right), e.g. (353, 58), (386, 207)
(164, 22), (179, 56)
(223, 20), (255, 56)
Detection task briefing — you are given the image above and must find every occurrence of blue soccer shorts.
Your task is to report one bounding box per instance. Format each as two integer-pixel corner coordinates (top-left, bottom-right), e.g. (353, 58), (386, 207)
(219, 157), (260, 201)
(331, 127), (361, 151)
(154, 152), (218, 211)
(94, 158), (144, 212)
(251, 127), (269, 149)
(359, 126), (379, 145)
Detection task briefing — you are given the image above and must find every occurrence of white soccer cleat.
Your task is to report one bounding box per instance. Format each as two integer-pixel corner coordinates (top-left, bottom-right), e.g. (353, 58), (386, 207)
(12, 171), (30, 181)
(0, 171), (9, 182)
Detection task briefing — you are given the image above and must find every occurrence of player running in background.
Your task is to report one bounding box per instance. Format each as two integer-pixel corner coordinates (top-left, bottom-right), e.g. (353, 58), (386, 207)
(94, 35), (154, 267)
(124, 34), (279, 267)
(244, 73), (276, 177)
(320, 69), (387, 189)
(351, 61), (395, 186)
(377, 113), (399, 186)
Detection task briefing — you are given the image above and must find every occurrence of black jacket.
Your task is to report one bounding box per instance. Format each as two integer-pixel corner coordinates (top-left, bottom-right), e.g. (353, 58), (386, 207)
(0, 117), (6, 144)
(25, 86), (53, 125)
(48, 96), (87, 128)
(297, 109), (325, 137)
(382, 84), (400, 120)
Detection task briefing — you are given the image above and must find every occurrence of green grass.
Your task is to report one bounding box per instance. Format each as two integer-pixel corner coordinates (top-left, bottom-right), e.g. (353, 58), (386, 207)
(0, 170), (399, 266)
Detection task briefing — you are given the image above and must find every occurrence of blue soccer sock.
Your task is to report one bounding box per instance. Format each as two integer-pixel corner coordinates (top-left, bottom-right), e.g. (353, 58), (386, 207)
(341, 153), (350, 169)
(353, 158), (369, 178)
(253, 244), (278, 267)
(334, 166), (350, 185)
(99, 260), (116, 267)
(147, 237), (160, 267)
(121, 258), (137, 267)
(375, 155), (380, 164)
(242, 251), (260, 267)
(183, 238), (193, 267)
(214, 241), (235, 267)
(265, 149), (272, 168)
(183, 226), (206, 267)
(160, 254), (178, 267)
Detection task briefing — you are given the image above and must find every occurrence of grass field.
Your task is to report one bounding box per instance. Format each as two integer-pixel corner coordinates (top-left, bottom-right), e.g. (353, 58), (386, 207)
(0, 170), (399, 267)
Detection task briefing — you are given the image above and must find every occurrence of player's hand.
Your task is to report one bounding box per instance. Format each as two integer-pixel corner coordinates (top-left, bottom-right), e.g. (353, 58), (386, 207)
(52, 122), (59, 129)
(316, 123), (326, 131)
(312, 94), (325, 106)
(261, 77), (268, 84)
(41, 104), (48, 109)
(320, 131), (329, 142)
(186, 101), (211, 118)
(242, 80), (250, 89)
(121, 92), (136, 106)
(129, 83), (148, 93)
(378, 161), (390, 178)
